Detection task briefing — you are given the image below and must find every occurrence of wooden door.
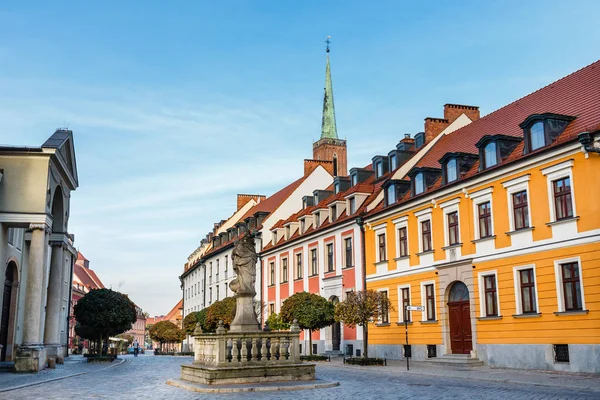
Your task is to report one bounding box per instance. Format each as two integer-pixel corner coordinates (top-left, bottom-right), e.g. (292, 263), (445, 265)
(332, 321), (341, 351)
(0, 277), (12, 361)
(449, 300), (472, 354)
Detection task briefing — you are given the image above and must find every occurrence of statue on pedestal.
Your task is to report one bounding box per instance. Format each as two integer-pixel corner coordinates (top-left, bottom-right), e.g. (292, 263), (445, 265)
(229, 234), (257, 296)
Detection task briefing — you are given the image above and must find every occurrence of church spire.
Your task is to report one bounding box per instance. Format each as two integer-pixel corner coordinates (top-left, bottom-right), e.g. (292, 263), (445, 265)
(321, 36), (338, 140)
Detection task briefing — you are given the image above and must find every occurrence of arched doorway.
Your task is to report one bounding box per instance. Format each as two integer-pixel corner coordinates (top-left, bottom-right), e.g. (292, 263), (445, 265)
(1, 261), (18, 361)
(330, 296), (341, 351)
(447, 281), (472, 354)
(51, 188), (64, 233)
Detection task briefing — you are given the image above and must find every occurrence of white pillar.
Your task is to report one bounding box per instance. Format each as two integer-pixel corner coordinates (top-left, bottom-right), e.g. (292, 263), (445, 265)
(22, 225), (47, 346)
(44, 242), (65, 361)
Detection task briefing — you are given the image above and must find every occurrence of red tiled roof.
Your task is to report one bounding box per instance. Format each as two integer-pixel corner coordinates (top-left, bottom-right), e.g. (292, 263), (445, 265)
(415, 60), (600, 170)
(73, 264), (104, 290)
(240, 175), (308, 221)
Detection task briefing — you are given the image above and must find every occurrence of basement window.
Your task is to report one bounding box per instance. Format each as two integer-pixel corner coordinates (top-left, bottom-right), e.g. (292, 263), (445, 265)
(427, 345), (437, 358)
(553, 344), (569, 363)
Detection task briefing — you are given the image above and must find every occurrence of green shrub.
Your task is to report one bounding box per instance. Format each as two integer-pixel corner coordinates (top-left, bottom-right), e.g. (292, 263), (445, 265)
(343, 357), (387, 366)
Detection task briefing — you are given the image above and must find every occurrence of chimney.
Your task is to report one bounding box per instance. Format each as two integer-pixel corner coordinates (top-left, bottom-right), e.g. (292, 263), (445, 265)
(304, 159), (334, 176)
(237, 194), (266, 211)
(444, 104), (480, 124)
(424, 117), (449, 144)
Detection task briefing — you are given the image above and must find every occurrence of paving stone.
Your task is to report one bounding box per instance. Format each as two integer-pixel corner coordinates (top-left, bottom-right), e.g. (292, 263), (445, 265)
(1, 354), (598, 400)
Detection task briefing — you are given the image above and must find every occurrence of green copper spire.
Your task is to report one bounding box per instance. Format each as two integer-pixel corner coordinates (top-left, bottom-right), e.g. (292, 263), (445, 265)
(320, 36), (338, 140)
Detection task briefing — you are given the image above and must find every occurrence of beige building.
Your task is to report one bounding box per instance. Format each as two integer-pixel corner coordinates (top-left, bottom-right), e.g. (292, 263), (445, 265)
(0, 129), (79, 372)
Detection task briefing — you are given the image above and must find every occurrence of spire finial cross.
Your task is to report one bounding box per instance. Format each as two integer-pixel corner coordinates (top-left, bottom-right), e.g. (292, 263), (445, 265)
(325, 36), (331, 53)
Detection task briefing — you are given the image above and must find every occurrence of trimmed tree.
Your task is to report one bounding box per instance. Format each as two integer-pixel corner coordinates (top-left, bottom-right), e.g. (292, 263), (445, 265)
(73, 288), (137, 355)
(149, 320), (185, 352)
(280, 292), (335, 355)
(205, 297), (236, 332)
(334, 289), (393, 358)
(183, 309), (208, 335)
(266, 312), (290, 331)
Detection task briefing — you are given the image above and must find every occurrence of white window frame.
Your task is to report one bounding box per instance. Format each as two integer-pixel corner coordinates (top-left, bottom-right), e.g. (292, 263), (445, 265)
(553, 256), (586, 312)
(477, 270), (501, 317)
(420, 280), (437, 321)
(373, 223), (387, 263)
(502, 175), (532, 232)
(440, 198), (461, 247)
(471, 187), (494, 239)
(397, 284), (411, 323)
(415, 208), (433, 253)
(541, 160), (576, 222)
(377, 287), (390, 324)
(392, 216), (409, 259)
(512, 264), (540, 315)
(342, 234), (353, 268)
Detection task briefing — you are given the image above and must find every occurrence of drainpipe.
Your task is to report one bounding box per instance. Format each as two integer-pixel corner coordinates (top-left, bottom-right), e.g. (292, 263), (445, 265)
(578, 131), (600, 154)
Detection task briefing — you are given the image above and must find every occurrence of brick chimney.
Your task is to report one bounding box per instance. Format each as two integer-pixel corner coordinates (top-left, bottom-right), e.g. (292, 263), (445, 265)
(237, 194), (266, 211)
(424, 117), (449, 144)
(444, 104), (480, 124)
(304, 159), (334, 177)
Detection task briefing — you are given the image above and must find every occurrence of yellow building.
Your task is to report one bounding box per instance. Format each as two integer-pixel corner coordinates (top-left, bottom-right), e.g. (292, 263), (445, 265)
(364, 61), (600, 372)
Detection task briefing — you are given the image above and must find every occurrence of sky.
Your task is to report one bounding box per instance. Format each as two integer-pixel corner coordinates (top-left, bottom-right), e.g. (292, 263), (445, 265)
(1, 1), (599, 316)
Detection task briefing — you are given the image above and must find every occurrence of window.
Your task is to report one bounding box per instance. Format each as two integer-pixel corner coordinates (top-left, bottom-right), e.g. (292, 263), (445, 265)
(331, 205), (337, 222)
(483, 275), (498, 316)
(561, 262), (582, 311)
(425, 284), (436, 321)
(401, 287), (411, 322)
(484, 142), (497, 168)
(344, 237), (353, 268)
(225, 255), (229, 279)
(209, 287), (212, 303)
(349, 197), (356, 214)
(446, 158), (457, 182)
(326, 243), (334, 272)
(414, 173), (424, 195)
(269, 262), (275, 286)
(315, 213), (320, 227)
(296, 253), (303, 279)
(351, 174), (357, 186)
(216, 259), (219, 281)
(376, 161), (383, 177)
(269, 303), (275, 316)
(282, 258), (288, 282)
(512, 191), (529, 230)
(380, 290), (389, 324)
(447, 212), (459, 245)
(478, 202), (492, 238)
(7, 228), (15, 246)
(387, 185), (396, 205)
(530, 121), (544, 151)
(421, 220), (432, 252)
(398, 227), (408, 257)
(216, 285), (220, 301)
(378, 233), (387, 261)
(310, 249), (318, 275)
(519, 268), (536, 314)
(554, 344), (570, 363)
(273, 231), (277, 244)
(334, 182), (340, 194)
(553, 177), (573, 220)
(286, 226), (290, 239)
(390, 154), (398, 170)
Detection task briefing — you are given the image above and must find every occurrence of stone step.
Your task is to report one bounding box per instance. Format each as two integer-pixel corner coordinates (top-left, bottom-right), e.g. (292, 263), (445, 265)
(425, 355), (484, 367)
(0, 361), (15, 372)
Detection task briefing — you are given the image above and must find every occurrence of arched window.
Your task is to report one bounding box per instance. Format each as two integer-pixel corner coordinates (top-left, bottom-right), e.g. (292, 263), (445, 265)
(530, 121), (545, 151)
(484, 142), (497, 168)
(446, 158), (457, 182)
(448, 281), (469, 302)
(414, 173), (424, 195)
(386, 184), (396, 205)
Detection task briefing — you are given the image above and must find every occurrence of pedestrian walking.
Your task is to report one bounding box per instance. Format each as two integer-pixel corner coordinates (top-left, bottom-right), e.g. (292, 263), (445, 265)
(133, 339), (139, 357)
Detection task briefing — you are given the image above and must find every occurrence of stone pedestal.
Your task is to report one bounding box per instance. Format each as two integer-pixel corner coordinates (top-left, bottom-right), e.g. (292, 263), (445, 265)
(14, 345), (46, 373)
(44, 344), (64, 365)
(229, 293), (259, 332)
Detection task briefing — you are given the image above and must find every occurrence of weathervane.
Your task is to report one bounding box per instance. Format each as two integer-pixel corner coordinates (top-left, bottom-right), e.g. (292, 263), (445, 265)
(325, 35), (331, 53)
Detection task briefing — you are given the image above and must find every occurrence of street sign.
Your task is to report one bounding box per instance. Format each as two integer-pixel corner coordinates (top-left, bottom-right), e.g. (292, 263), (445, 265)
(406, 306), (425, 311)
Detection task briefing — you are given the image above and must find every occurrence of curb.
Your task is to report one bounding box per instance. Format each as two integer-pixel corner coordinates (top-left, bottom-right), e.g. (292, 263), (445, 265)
(166, 378), (340, 393)
(0, 358), (127, 393)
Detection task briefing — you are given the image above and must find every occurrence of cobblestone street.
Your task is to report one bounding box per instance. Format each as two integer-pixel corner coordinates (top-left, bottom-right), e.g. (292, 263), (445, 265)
(1, 355), (599, 399)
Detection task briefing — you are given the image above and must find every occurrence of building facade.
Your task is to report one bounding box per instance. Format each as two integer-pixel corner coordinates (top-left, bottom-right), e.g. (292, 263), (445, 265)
(364, 61), (600, 373)
(0, 129), (79, 372)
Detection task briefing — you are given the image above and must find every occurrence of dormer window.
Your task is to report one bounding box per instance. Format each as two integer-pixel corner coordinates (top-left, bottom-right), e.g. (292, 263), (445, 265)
(300, 219), (305, 234)
(349, 197), (356, 214)
(384, 179), (411, 206)
(273, 231), (277, 245)
(286, 226), (290, 239)
(351, 174), (357, 186)
(520, 113), (575, 153)
(390, 153), (398, 171)
(446, 158), (457, 182)
(484, 142), (497, 168)
(334, 182), (340, 194)
(315, 213), (320, 227)
(331, 204), (337, 222)
(376, 161), (383, 177)
(314, 193), (319, 203)
(387, 185), (396, 205)
(302, 198), (307, 209)
(415, 173), (424, 195)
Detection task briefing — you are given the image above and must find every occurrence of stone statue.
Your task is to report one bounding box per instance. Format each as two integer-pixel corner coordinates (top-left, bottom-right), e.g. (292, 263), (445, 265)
(229, 234), (257, 296)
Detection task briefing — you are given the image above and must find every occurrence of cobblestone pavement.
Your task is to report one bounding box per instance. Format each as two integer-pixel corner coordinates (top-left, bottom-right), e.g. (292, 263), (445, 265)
(2, 354), (599, 400)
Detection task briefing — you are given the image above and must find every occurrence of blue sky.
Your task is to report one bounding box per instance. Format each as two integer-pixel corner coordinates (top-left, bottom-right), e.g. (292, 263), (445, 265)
(1, 1), (599, 315)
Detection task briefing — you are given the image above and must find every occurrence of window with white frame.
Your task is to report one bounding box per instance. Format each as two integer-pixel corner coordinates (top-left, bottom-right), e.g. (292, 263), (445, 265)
(296, 253), (303, 279)
(281, 258), (288, 283)
(393, 216), (409, 258)
(310, 248), (318, 275)
(415, 208), (433, 253)
(326, 243), (334, 272)
(349, 197), (356, 214)
(554, 257), (585, 312)
(471, 188), (494, 240)
(541, 160), (576, 223)
(269, 262), (275, 286)
(503, 174), (532, 232)
(513, 265), (539, 315)
(478, 271), (500, 317)
(420, 282), (436, 321)
(378, 233), (387, 262)
(344, 237), (353, 268)
(379, 289), (389, 324)
(398, 285), (411, 322)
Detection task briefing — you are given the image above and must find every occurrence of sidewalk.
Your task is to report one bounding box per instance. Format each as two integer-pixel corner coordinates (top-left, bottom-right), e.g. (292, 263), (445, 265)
(0, 355), (126, 393)
(319, 357), (600, 393)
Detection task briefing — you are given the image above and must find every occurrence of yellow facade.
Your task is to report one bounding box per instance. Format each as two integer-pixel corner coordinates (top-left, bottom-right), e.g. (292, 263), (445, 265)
(365, 145), (600, 372)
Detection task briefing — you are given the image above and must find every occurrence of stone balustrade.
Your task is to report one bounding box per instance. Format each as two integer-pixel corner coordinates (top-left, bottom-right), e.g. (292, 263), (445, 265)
(192, 320), (301, 368)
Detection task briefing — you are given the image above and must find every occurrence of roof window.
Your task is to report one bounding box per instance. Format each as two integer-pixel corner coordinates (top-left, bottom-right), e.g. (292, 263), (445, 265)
(475, 135), (522, 171)
(519, 113), (575, 154)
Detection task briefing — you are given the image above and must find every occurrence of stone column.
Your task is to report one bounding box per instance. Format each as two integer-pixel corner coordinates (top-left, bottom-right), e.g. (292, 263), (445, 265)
(44, 241), (65, 364)
(15, 224), (49, 372)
